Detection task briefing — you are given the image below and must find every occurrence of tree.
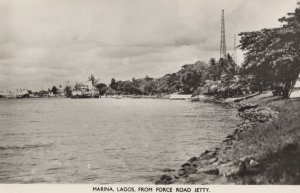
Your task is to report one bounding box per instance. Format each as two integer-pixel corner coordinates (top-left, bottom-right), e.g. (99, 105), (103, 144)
(88, 74), (98, 86)
(143, 80), (156, 94)
(38, 90), (49, 97)
(144, 75), (153, 82)
(179, 61), (208, 93)
(95, 83), (109, 95)
(64, 86), (72, 97)
(205, 58), (222, 81)
(109, 78), (117, 90)
(51, 86), (58, 95)
(239, 2), (300, 98)
(74, 83), (82, 91)
(181, 71), (201, 93)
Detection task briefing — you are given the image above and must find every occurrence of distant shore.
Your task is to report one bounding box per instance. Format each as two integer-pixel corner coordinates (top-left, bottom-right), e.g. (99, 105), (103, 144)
(156, 91), (300, 184)
(0, 94), (181, 100)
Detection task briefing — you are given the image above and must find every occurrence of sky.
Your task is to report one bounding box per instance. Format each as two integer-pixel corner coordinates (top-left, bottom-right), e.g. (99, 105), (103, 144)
(0, 0), (299, 90)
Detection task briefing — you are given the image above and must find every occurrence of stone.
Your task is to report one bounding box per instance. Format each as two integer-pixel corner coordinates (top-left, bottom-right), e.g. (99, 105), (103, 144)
(161, 168), (176, 172)
(237, 160), (247, 175)
(249, 159), (259, 166)
(155, 174), (175, 184)
(198, 166), (219, 175)
(192, 159), (210, 167)
(181, 162), (190, 168)
(178, 169), (185, 176)
(188, 157), (197, 162)
(188, 173), (208, 183)
(177, 166), (197, 177)
(209, 157), (218, 164)
(219, 165), (240, 177)
(200, 150), (216, 160)
(238, 103), (258, 112)
(226, 134), (235, 139)
(220, 161), (235, 167)
(239, 155), (256, 162)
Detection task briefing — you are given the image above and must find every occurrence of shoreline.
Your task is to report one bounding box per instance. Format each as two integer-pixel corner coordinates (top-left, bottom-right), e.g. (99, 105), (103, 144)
(155, 91), (297, 184)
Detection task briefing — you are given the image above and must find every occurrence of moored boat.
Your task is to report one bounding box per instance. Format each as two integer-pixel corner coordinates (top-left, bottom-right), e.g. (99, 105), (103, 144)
(169, 93), (192, 100)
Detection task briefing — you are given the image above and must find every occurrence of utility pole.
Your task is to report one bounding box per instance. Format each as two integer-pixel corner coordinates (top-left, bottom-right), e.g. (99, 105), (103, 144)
(234, 33), (237, 64)
(220, 9), (226, 58)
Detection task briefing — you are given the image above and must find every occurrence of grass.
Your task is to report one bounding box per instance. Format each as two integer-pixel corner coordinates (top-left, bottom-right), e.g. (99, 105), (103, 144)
(229, 96), (300, 184)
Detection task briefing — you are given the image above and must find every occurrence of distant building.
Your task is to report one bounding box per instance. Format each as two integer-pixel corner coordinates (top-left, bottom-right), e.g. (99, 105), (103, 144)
(71, 80), (98, 98)
(0, 90), (5, 98)
(290, 75), (300, 98)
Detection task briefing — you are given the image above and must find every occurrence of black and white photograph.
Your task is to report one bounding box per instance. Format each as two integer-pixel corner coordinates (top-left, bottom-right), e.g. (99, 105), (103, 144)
(0, 0), (299, 191)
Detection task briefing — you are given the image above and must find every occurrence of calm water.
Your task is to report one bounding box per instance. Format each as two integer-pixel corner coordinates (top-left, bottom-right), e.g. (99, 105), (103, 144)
(0, 98), (240, 183)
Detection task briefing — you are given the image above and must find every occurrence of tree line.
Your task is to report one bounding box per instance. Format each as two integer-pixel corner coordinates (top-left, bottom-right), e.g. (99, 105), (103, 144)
(35, 2), (300, 99)
(239, 2), (300, 98)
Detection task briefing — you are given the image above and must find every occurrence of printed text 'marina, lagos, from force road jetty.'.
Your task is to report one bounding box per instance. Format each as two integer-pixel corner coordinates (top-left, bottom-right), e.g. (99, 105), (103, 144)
(92, 186), (210, 192)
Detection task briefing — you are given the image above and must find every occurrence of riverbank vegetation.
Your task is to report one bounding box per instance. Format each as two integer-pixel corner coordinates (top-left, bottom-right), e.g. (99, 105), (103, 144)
(229, 5), (300, 183)
(228, 97), (300, 184)
(2, 2), (299, 100)
(156, 2), (300, 185)
(68, 0), (299, 99)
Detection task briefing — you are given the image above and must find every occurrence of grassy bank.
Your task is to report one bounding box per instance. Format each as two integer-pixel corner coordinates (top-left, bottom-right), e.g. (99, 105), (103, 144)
(228, 95), (300, 184)
(156, 92), (300, 184)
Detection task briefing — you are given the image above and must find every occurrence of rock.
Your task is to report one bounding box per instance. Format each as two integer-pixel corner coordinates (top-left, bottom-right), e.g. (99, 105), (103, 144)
(188, 157), (197, 162)
(200, 150), (217, 160)
(220, 161), (235, 167)
(222, 139), (233, 146)
(181, 162), (190, 168)
(198, 166), (219, 175)
(226, 134), (235, 139)
(178, 169), (185, 176)
(187, 173), (209, 183)
(249, 159), (259, 166)
(238, 103), (258, 112)
(209, 157), (218, 164)
(177, 166), (197, 177)
(188, 173), (202, 180)
(217, 157), (228, 165)
(212, 161), (220, 166)
(238, 106), (279, 123)
(239, 155), (256, 162)
(224, 146), (232, 150)
(192, 159), (210, 167)
(201, 150), (210, 156)
(187, 166), (198, 174)
(161, 168), (176, 172)
(238, 161), (247, 173)
(155, 174), (175, 184)
(219, 164), (240, 177)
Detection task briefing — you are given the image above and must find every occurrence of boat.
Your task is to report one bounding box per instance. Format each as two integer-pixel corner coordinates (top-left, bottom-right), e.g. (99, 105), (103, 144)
(105, 95), (123, 99)
(169, 93), (192, 100)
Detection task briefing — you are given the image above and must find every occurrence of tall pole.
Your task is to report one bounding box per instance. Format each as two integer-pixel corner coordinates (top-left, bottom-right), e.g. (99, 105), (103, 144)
(234, 33), (237, 64)
(220, 9), (226, 58)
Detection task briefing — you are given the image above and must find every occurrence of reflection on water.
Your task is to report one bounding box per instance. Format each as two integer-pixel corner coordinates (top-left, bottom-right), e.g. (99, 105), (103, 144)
(0, 98), (240, 183)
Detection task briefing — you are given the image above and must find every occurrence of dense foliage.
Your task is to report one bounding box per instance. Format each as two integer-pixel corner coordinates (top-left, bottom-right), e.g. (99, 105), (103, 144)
(98, 57), (240, 97)
(31, 2), (300, 99)
(239, 2), (300, 98)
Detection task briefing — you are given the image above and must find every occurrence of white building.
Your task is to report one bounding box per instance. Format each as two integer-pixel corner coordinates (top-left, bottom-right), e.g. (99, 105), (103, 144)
(290, 75), (300, 98)
(72, 81), (98, 97)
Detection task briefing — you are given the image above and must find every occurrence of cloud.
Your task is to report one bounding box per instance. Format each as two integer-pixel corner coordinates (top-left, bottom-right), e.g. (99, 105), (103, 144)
(0, 0), (299, 90)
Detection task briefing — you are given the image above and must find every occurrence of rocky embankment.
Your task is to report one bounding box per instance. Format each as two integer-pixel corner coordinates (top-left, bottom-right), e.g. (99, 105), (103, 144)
(155, 100), (279, 184)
